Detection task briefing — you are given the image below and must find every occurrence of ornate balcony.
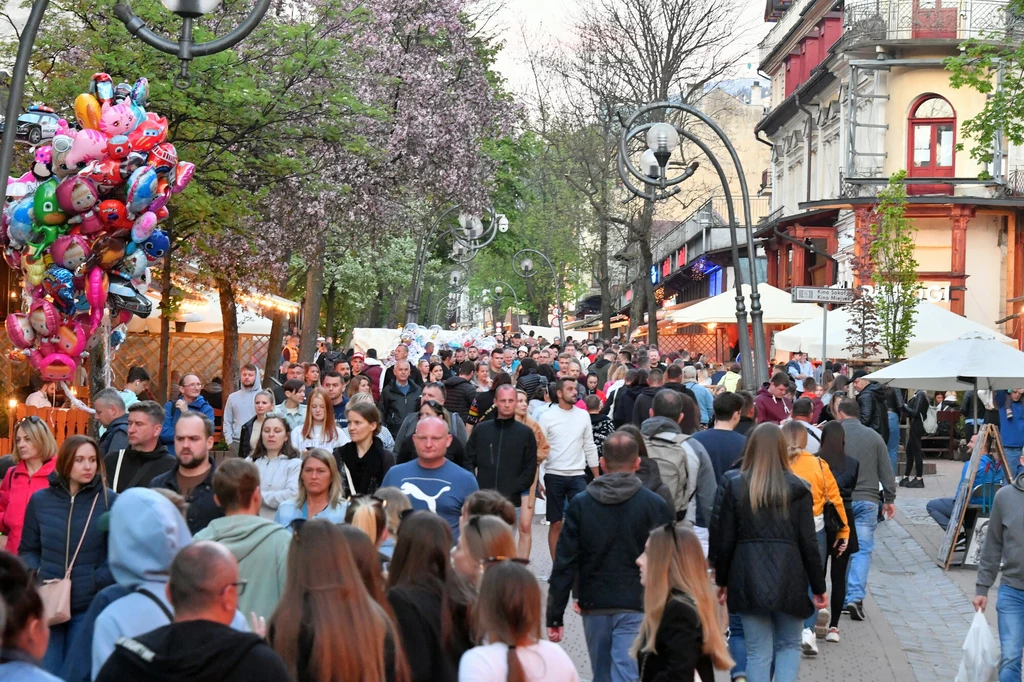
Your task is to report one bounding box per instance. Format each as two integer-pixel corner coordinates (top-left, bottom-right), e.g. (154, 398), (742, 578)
(844, 0), (1024, 44)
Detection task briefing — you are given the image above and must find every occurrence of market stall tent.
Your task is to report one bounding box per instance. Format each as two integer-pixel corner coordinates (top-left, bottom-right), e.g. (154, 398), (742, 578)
(664, 284), (823, 325)
(774, 300), (1017, 360)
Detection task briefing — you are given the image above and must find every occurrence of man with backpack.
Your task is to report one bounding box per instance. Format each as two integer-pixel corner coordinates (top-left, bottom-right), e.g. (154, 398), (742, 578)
(639, 388), (716, 528)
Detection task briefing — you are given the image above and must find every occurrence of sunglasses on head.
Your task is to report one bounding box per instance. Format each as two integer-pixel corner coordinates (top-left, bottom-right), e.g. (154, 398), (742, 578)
(18, 415), (42, 427)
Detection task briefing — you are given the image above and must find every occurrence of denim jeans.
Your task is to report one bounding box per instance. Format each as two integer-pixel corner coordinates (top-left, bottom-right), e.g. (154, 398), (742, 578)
(728, 611), (747, 680)
(739, 611), (803, 682)
(42, 611), (88, 674)
(845, 500), (879, 606)
(1006, 447), (1023, 479)
(582, 611), (643, 682)
(998, 584), (1024, 682)
(887, 411), (901, 476)
(804, 528), (827, 629)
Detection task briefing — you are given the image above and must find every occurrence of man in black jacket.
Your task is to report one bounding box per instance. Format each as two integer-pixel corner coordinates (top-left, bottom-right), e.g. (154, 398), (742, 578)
(149, 412), (224, 535)
(94, 388), (129, 458)
(443, 361), (478, 421)
(852, 370), (889, 442)
(95, 542), (290, 682)
(631, 368), (665, 426)
(379, 360), (422, 436)
(465, 384), (538, 512)
(105, 400), (176, 493)
(547, 431), (673, 680)
(661, 363), (698, 406)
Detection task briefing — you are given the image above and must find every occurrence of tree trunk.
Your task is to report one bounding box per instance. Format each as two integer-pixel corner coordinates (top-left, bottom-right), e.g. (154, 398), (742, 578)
(324, 280), (337, 341)
(263, 249), (291, 388)
(218, 277), (239, 396)
(299, 259), (324, 362)
(598, 217), (613, 340)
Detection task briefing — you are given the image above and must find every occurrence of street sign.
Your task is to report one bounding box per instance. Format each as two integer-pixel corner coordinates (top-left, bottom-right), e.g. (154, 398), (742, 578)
(791, 287), (855, 304)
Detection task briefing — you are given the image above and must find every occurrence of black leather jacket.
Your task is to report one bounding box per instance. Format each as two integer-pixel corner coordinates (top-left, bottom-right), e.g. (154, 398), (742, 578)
(857, 383), (889, 442)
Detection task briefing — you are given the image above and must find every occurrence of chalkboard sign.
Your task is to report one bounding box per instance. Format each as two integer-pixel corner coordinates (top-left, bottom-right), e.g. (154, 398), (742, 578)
(936, 423), (1012, 570)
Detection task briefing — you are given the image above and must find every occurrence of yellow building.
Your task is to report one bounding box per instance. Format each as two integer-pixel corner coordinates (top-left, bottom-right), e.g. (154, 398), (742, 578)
(756, 0), (1023, 345)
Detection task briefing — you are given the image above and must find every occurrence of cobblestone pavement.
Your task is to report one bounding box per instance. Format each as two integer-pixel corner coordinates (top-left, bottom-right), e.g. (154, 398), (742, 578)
(527, 459), (989, 681)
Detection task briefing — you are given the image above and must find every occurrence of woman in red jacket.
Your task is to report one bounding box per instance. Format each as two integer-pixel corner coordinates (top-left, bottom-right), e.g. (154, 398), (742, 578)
(0, 415), (58, 552)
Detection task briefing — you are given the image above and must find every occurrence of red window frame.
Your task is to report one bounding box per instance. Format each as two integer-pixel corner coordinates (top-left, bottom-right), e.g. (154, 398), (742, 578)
(907, 94), (955, 196)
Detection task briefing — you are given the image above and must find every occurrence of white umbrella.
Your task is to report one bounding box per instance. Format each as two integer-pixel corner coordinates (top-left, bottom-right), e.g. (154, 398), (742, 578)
(774, 300), (1017, 360)
(665, 283), (822, 325)
(863, 332), (1024, 392)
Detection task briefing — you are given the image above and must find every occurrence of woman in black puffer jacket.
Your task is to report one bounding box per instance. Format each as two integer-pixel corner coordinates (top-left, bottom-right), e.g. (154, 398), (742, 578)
(709, 423), (825, 682)
(19, 434), (117, 676)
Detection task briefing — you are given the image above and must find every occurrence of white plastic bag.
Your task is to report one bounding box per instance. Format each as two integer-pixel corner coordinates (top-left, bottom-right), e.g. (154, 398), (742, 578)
(955, 611), (999, 682)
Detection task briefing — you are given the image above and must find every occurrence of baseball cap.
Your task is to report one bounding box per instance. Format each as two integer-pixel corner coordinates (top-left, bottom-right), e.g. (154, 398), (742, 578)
(588, 345), (597, 353)
(851, 369), (869, 381)
(352, 352), (365, 360)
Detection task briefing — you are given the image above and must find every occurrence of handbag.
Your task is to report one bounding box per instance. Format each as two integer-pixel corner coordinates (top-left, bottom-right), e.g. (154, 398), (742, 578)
(39, 493), (99, 625)
(818, 458), (845, 537)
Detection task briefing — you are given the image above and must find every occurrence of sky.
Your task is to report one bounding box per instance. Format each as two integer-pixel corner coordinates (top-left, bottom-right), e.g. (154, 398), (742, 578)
(487, 0), (774, 97)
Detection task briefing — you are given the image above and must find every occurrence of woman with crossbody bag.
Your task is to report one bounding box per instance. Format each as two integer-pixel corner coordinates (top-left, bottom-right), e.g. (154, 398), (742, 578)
(19, 434), (117, 674)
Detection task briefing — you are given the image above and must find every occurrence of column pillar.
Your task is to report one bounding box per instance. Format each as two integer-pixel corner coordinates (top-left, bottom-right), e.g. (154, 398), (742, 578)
(950, 206), (973, 316)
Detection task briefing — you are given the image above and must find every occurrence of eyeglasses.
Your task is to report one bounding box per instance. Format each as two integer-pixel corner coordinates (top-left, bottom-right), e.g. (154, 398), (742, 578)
(422, 400), (445, 412)
(218, 580), (247, 596)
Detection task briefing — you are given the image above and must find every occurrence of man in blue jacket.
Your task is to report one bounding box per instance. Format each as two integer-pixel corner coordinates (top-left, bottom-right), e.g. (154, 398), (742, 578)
(996, 389), (1024, 477)
(546, 431), (673, 682)
(161, 373), (215, 455)
(926, 432), (1005, 531)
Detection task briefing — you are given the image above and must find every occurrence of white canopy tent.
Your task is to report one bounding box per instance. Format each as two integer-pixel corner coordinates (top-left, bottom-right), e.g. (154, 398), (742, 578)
(863, 333), (1024, 392)
(127, 291), (297, 335)
(664, 284), (823, 325)
(774, 300), (1017, 360)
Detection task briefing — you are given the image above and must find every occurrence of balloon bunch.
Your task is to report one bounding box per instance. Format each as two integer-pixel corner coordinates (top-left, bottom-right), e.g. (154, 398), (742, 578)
(399, 324), (496, 359)
(3, 73), (194, 381)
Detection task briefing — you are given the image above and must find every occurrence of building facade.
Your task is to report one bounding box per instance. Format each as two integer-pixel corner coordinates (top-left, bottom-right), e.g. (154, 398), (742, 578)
(757, 0), (1024, 342)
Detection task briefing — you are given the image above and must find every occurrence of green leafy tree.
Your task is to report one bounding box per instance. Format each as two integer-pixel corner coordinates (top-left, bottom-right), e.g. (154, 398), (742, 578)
(869, 171), (920, 359)
(844, 287), (883, 362)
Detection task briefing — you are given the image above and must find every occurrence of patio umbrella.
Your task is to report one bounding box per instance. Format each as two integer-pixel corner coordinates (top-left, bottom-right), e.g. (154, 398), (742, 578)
(664, 283), (822, 325)
(862, 331), (1024, 427)
(775, 300), (1017, 360)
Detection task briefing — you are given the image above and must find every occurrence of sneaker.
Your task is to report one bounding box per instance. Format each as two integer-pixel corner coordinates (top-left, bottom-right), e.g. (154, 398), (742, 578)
(898, 477), (909, 487)
(814, 608), (830, 638)
(801, 627), (818, 656)
(845, 601), (866, 621)
(907, 477), (925, 488)
(825, 627), (840, 643)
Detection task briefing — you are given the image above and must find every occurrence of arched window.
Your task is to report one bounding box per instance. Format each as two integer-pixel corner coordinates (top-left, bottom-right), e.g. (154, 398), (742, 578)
(908, 95), (955, 194)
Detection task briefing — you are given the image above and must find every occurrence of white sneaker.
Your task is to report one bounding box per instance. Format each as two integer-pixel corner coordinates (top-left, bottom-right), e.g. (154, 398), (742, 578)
(814, 607), (830, 638)
(801, 627), (818, 656)
(825, 627), (840, 643)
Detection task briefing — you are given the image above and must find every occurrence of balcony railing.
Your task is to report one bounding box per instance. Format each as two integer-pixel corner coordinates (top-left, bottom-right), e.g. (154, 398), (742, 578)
(844, 0), (1024, 43)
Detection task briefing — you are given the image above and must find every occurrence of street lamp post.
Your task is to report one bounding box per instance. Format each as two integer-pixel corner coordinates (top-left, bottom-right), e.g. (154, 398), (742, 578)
(481, 280), (521, 331)
(0, 0), (271, 194)
(405, 206), (500, 325)
(616, 102), (769, 387)
(512, 249), (564, 343)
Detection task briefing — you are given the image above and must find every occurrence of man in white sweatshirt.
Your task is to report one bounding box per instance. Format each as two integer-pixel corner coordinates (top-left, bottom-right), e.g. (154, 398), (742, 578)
(540, 377), (600, 560)
(222, 364), (261, 457)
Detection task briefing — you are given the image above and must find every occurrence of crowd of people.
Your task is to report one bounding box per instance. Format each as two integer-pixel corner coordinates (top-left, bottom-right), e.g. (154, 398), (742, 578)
(6, 329), (1023, 682)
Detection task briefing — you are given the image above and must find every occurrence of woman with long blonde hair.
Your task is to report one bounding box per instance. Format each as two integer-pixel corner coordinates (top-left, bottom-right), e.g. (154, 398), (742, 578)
(709, 424), (826, 682)
(268, 519), (408, 682)
(459, 560), (579, 682)
(292, 388), (347, 452)
(0, 415), (58, 553)
(634, 524), (732, 680)
(274, 449), (348, 526)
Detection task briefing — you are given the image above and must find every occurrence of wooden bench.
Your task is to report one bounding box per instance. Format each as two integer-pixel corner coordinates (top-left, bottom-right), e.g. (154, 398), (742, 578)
(922, 410), (960, 460)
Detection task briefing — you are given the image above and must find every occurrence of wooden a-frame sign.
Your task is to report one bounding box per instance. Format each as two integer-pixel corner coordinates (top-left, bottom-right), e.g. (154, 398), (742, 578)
(936, 423), (1013, 570)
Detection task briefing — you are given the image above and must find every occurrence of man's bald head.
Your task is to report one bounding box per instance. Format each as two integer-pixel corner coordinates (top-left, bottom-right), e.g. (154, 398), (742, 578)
(413, 416), (451, 465)
(168, 541), (239, 623)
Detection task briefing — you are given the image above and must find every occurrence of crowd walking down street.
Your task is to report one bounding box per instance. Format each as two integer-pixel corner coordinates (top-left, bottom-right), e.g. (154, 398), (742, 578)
(1, 334), (1022, 682)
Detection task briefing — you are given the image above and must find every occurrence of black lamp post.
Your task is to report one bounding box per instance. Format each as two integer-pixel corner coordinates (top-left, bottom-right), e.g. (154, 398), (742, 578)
(617, 101), (768, 387)
(512, 249), (564, 343)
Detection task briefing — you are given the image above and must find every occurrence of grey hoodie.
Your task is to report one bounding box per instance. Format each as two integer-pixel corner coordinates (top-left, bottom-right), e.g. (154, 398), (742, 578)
(222, 368), (262, 444)
(640, 416), (717, 524)
(977, 473), (1024, 596)
(587, 471), (642, 504)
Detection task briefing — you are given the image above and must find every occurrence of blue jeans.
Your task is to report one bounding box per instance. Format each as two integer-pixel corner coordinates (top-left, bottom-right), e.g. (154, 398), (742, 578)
(42, 611), (88, 674)
(582, 611), (643, 682)
(1006, 447), (1023, 479)
(998, 584), (1024, 682)
(845, 500), (879, 606)
(804, 528), (827, 628)
(887, 411), (900, 475)
(739, 611), (803, 682)
(728, 611), (747, 680)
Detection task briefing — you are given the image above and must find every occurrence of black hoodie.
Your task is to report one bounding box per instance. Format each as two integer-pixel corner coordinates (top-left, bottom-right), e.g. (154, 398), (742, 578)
(103, 443), (175, 493)
(95, 619), (290, 682)
(464, 417), (538, 506)
(98, 414), (129, 458)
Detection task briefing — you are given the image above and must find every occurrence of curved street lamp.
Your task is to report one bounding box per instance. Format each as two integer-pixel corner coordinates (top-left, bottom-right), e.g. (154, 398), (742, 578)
(406, 205), (500, 324)
(512, 249), (564, 343)
(617, 101), (768, 387)
(481, 280), (521, 332)
(0, 0), (271, 194)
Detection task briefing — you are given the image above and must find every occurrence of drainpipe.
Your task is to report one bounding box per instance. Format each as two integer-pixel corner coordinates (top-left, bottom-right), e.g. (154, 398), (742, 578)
(795, 92), (817, 203)
(756, 130), (773, 148)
